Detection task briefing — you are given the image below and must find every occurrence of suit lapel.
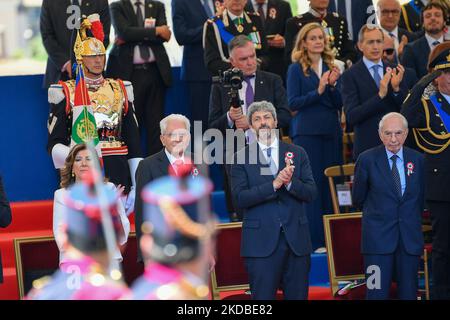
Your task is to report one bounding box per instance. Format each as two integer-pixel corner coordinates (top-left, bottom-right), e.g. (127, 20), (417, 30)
(157, 150), (170, 175)
(145, 0), (156, 20)
(375, 146), (400, 199)
(402, 148), (412, 198)
(278, 140), (287, 174)
(197, 0), (208, 20)
(254, 71), (265, 101)
(123, 0), (138, 25)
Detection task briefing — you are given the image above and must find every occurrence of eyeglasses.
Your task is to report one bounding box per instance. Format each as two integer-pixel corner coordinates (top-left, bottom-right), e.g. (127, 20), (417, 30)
(383, 48), (395, 55)
(380, 9), (401, 16)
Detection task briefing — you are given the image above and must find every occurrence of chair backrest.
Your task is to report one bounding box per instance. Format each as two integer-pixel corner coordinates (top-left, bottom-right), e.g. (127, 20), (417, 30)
(323, 212), (364, 296)
(324, 163), (356, 214)
(210, 222), (249, 300)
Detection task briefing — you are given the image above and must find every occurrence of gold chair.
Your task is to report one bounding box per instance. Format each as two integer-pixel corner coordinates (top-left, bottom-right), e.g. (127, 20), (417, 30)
(324, 163), (356, 214)
(210, 222), (250, 300)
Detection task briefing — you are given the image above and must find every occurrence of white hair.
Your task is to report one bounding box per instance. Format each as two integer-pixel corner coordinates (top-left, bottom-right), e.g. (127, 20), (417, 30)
(378, 112), (408, 132)
(160, 114), (191, 134)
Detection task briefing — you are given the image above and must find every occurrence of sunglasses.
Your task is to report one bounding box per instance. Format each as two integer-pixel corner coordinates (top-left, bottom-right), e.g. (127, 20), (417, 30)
(383, 48), (395, 55)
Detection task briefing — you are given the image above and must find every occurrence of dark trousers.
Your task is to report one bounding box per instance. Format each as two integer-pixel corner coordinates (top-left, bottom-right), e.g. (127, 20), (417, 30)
(245, 230), (311, 300)
(131, 63), (165, 157)
(428, 200), (450, 300)
(364, 240), (420, 300)
(293, 133), (342, 249)
(186, 81), (211, 134)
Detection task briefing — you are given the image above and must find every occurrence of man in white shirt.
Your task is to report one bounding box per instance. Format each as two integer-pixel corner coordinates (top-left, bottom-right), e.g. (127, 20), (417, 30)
(134, 114), (192, 261)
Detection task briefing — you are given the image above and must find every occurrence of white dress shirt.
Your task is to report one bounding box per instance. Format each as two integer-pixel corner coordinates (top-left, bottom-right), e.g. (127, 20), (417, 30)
(425, 33), (444, 51)
(131, 0), (156, 64)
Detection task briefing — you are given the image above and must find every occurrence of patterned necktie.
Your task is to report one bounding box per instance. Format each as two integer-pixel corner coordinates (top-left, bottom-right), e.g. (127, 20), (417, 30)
(257, 4), (265, 26)
(391, 155), (402, 196)
(372, 65), (381, 88)
(135, 1), (150, 61)
(201, 0), (213, 18)
(266, 147), (278, 176)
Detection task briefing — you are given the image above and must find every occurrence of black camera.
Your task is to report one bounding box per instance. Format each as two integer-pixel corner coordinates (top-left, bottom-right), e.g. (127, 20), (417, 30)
(212, 68), (244, 89)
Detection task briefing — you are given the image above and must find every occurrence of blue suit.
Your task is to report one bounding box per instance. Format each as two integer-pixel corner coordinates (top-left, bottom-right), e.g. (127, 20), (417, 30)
(231, 141), (317, 299)
(401, 36), (430, 80)
(172, 0), (213, 130)
(342, 60), (408, 159)
(353, 145), (425, 300)
(287, 62), (343, 249)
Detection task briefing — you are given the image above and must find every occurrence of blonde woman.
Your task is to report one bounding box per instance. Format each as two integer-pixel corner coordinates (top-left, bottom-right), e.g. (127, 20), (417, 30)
(286, 22), (343, 251)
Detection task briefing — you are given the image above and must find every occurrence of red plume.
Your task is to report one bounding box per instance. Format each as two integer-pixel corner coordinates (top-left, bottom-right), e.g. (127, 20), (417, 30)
(87, 14), (104, 42)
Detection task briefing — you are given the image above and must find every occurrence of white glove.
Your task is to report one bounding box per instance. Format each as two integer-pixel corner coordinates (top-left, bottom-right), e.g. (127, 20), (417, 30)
(123, 186), (135, 216)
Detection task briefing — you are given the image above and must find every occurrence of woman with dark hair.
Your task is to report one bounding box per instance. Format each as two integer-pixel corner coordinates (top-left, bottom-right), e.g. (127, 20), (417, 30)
(53, 143), (130, 266)
(287, 22), (343, 251)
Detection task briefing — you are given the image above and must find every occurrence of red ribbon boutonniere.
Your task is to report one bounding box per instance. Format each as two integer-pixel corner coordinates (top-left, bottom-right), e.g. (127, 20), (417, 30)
(285, 151), (294, 165)
(269, 8), (277, 19)
(406, 162), (414, 176)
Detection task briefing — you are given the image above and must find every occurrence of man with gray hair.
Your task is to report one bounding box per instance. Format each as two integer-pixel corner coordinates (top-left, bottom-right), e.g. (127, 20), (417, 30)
(209, 34), (291, 221)
(353, 112), (425, 300)
(134, 113), (192, 261)
(231, 100), (316, 299)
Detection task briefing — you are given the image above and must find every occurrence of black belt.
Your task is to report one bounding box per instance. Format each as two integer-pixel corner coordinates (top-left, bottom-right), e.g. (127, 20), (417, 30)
(133, 62), (156, 70)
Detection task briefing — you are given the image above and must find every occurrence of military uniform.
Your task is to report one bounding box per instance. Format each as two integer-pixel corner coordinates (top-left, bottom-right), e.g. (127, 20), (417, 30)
(401, 45), (450, 299)
(203, 9), (269, 75)
(284, 10), (357, 65)
(27, 257), (129, 300)
(27, 178), (130, 300)
(47, 14), (142, 194)
(47, 78), (141, 193)
(399, 0), (425, 33)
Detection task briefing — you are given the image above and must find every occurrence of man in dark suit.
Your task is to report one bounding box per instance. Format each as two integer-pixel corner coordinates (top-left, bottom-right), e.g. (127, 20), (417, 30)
(172, 0), (221, 133)
(40, 0), (110, 88)
(208, 35), (291, 220)
(134, 114), (191, 261)
(231, 101), (316, 299)
(328, 0), (374, 44)
(0, 175), (12, 283)
(106, 0), (172, 157)
(245, 0), (293, 83)
(401, 42), (450, 299)
(377, 0), (416, 60)
(203, 0), (269, 76)
(399, 0), (426, 34)
(401, 2), (447, 79)
(353, 112), (425, 300)
(342, 25), (408, 160)
(285, 0), (357, 68)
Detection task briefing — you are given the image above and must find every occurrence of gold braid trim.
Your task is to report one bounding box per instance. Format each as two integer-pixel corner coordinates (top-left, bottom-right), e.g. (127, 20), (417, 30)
(401, 5), (412, 33)
(412, 98), (450, 154)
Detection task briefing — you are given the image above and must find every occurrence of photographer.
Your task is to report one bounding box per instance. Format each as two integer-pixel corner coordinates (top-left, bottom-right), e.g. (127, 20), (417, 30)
(208, 35), (291, 221)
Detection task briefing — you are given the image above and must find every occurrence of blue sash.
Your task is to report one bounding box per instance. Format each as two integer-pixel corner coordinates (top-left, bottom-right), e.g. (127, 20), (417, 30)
(408, 0), (421, 15)
(215, 19), (235, 45)
(430, 94), (450, 133)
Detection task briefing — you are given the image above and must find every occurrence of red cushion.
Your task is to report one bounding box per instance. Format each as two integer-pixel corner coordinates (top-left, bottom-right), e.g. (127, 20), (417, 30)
(329, 217), (364, 276)
(214, 226), (249, 287)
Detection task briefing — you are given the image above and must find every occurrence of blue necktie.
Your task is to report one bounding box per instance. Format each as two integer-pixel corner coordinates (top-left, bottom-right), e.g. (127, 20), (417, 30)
(266, 147), (278, 176)
(432, 40), (440, 47)
(372, 65), (381, 88)
(201, 0), (213, 18)
(391, 155), (402, 197)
